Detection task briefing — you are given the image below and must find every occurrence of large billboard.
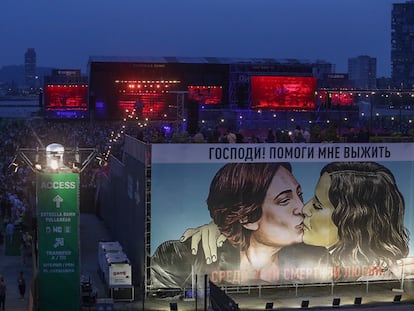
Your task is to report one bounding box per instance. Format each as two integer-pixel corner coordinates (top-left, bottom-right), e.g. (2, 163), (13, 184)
(150, 143), (414, 289)
(44, 84), (88, 110)
(44, 84), (89, 118)
(250, 76), (317, 110)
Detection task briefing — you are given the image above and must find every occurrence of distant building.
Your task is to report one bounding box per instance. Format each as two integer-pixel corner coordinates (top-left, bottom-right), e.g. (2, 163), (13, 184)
(312, 61), (335, 81)
(24, 48), (37, 88)
(348, 55), (377, 89)
(391, 1), (414, 89)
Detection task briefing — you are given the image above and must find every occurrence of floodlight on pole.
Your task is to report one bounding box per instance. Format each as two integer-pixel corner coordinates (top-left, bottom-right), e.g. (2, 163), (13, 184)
(34, 163), (42, 171)
(11, 145), (99, 174)
(46, 143), (65, 171)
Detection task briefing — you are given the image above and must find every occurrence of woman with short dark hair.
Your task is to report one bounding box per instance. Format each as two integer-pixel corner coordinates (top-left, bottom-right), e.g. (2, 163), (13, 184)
(151, 162), (311, 288)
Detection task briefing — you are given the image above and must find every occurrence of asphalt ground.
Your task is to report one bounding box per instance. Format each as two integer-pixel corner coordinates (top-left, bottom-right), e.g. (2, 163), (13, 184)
(1, 214), (414, 311)
(0, 233), (34, 311)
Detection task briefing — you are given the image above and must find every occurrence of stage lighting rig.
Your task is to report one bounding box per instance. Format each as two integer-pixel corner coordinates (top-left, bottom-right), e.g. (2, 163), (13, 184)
(11, 143), (100, 174)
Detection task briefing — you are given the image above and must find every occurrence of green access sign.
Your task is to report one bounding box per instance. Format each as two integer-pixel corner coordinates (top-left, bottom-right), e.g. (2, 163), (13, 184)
(37, 173), (80, 311)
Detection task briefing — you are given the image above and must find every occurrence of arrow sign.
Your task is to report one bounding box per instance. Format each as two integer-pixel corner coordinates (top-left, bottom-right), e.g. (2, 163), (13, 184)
(53, 195), (64, 208)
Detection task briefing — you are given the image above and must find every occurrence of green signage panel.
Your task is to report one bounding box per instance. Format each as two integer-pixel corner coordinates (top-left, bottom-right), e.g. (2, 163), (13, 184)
(37, 173), (80, 311)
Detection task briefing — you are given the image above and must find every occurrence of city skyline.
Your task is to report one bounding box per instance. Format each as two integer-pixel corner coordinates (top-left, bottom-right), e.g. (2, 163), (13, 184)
(0, 0), (400, 77)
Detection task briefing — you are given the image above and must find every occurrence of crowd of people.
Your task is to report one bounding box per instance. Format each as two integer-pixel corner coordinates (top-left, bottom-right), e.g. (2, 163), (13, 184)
(0, 116), (410, 250)
(0, 116), (407, 237)
(0, 119), (123, 249)
(147, 123), (371, 144)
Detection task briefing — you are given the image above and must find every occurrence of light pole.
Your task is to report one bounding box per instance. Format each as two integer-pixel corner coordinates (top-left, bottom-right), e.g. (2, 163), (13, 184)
(11, 144), (99, 311)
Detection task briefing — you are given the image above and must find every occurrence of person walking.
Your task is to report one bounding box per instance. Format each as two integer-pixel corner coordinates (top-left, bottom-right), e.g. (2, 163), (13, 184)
(0, 275), (6, 310)
(17, 271), (25, 300)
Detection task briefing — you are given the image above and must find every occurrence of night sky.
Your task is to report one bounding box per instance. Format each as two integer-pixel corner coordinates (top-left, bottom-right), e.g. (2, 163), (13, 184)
(0, 0), (399, 77)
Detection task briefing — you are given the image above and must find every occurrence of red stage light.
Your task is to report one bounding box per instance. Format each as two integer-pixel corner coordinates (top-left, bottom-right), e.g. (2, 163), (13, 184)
(187, 85), (223, 105)
(251, 76), (317, 110)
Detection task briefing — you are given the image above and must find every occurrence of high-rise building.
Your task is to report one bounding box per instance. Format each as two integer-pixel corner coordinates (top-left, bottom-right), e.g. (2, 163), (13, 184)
(24, 48), (36, 88)
(391, 1), (414, 89)
(347, 55), (377, 89)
